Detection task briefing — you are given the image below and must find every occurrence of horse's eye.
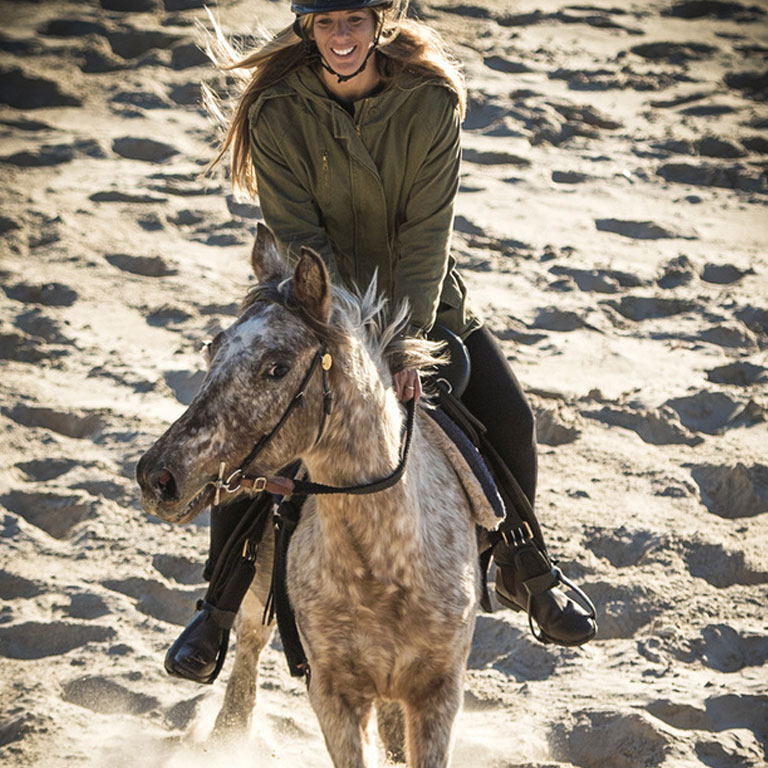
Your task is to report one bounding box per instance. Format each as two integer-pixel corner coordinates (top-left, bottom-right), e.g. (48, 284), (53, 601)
(265, 363), (290, 379)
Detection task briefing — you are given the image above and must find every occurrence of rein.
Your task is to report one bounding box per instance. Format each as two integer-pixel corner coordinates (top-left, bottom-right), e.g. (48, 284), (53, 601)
(209, 343), (415, 505)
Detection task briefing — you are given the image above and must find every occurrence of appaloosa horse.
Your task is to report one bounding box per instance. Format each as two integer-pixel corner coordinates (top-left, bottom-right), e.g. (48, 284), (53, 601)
(136, 224), (498, 767)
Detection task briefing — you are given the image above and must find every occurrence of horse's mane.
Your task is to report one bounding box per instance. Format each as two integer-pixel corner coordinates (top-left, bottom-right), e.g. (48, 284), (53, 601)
(241, 276), (445, 376)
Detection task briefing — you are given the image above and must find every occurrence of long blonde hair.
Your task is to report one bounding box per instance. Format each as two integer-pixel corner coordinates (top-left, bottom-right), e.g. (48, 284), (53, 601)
(202, 1), (466, 199)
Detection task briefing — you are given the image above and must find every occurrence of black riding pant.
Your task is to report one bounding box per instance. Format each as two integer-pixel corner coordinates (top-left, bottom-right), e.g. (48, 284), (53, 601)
(462, 325), (537, 507)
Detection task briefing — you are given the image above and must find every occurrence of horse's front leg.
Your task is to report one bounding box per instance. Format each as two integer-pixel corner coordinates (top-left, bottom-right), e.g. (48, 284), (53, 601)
(212, 527), (275, 737)
(404, 672), (464, 768)
(308, 672), (374, 768)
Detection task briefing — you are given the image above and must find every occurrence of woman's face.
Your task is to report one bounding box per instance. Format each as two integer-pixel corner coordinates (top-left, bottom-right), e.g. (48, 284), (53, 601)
(312, 9), (377, 78)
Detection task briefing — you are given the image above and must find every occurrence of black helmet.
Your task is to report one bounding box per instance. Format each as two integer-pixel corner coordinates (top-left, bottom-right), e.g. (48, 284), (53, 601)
(291, 0), (391, 15)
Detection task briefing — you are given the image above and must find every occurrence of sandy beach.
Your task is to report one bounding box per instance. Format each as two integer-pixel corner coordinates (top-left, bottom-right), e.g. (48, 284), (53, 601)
(1, 0), (767, 766)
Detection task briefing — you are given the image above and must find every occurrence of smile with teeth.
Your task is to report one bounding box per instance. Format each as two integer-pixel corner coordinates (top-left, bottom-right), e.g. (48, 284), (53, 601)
(331, 45), (356, 57)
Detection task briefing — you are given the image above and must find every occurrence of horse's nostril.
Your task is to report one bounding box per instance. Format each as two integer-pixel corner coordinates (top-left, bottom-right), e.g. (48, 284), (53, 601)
(152, 468), (179, 503)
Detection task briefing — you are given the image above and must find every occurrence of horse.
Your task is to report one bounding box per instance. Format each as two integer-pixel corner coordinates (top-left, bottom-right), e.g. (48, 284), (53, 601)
(136, 224), (499, 767)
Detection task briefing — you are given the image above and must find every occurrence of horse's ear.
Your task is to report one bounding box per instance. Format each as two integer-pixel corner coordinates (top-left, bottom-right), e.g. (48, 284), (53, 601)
(294, 247), (331, 325)
(251, 223), (284, 283)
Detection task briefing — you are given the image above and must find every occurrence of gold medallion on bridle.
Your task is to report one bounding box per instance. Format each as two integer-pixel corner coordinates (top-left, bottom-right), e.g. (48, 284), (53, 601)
(321, 353), (333, 371)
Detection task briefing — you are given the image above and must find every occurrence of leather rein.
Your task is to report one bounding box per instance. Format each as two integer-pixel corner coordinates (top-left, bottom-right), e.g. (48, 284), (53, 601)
(207, 344), (416, 506)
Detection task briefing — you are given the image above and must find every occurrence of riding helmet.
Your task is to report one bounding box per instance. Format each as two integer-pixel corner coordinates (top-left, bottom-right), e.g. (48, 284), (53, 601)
(291, 0), (392, 15)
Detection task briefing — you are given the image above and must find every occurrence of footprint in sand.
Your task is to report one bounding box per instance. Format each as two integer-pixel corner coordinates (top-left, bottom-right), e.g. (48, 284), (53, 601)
(690, 463), (768, 519)
(0, 622), (115, 659)
(582, 405), (703, 446)
(665, 390), (747, 435)
(695, 624), (768, 673)
(3, 281), (77, 307)
(0, 569), (44, 599)
(583, 581), (660, 639)
(65, 592), (111, 620)
(604, 295), (699, 321)
(657, 162), (767, 193)
(1, 490), (97, 539)
(105, 252), (177, 277)
(152, 553), (204, 585)
(550, 709), (669, 768)
(0, 66), (82, 109)
(700, 262), (755, 284)
(102, 576), (201, 625)
(105, 29), (182, 61)
(468, 615), (558, 681)
(595, 218), (697, 240)
(706, 361), (768, 386)
(112, 136), (179, 163)
(648, 693), (768, 765)
(62, 675), (159, 715)
(4, 403), (106, 438)
(15, 458), (77, 482)
(15, 309), (71, 344)
(585, 526), (662, 568)
(684, 538), (768, 587)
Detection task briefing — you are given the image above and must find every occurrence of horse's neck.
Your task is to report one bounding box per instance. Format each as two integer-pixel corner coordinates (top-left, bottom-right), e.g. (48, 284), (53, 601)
(301, 345), (424, 578)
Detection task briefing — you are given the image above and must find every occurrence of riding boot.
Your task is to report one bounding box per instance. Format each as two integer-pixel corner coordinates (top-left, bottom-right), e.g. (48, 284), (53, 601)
(493, 533), (597, 647)
(164, 492), (275, 684)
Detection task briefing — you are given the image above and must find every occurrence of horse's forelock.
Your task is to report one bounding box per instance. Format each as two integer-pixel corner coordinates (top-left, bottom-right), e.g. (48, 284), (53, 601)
(239, 276), (445, 375)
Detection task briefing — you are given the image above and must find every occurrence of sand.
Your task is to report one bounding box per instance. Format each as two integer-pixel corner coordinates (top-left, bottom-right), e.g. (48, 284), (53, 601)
(1, 0), (767, 766)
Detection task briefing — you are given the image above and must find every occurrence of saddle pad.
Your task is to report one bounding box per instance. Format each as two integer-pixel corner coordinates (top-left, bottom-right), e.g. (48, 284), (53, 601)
(421, 406), (504, 529)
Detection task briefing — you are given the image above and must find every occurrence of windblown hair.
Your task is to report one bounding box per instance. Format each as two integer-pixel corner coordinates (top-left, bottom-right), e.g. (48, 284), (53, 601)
(201, 0), (466, 198)
(241, 273), (445, 377)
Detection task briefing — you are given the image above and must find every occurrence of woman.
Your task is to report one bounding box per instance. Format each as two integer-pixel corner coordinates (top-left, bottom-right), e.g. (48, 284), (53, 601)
(165, 0), (596, 685)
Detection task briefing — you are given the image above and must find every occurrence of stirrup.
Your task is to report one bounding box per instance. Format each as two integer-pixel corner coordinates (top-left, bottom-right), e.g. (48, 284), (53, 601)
(164, 600), (233, 685)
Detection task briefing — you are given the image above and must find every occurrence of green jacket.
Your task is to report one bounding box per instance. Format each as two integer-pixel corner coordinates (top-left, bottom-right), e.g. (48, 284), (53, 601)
(248, 65), (481, 339)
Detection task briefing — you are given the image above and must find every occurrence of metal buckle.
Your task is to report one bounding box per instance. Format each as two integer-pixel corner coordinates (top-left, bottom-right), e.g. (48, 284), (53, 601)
(224, 468), (243, 494)
(252, 476), (267, 493)
(213, 461), (226, 505)
(501, 521), (534, 548)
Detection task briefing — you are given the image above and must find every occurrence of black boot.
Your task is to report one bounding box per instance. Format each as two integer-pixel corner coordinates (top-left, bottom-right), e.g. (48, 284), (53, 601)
(165, 600), (235, 684)
(493, 535), (597, 647)
(164, 492), (275, 684)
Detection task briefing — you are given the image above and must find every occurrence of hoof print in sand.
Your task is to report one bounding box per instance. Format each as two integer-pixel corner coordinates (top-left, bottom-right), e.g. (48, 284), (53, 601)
(595, 218), (696, 240)
(582, 405), (703, 446)
(706, 361), (767, 386)
(0, 66), (82, 109)
(62, 675), (159, 715)
(5, 403), (106, 438)
(3, 282), (77, 307)
(665, 390), (754, 434)
(695, 624), (768, 673)
(684, 539), (768, 587)
(585, 582), (659, 638)
(468, 615), (557, 681)
(690, 463), (768, 519)
(105, 252), (177, 277)
(0, 622), (115, 659)
(700, 262), (754, 284)
(152, 554), (204, 585)
(550, 709), (669, 768)
(1, 490), (96, 539)
(0, 569), (44, 599)
(533, 403), (582, 445)
(604, 295), (698, 321)
(112, 137), (179, 163)
(102, 577), (200, 625)
(66, 592), (111, 620)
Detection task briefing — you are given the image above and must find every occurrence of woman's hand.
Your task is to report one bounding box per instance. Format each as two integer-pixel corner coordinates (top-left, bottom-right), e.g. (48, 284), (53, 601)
(394, 368), (422, 403)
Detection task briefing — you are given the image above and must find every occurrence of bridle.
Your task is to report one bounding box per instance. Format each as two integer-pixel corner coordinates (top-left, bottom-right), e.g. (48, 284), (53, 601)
(205, 341), (415, 507)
